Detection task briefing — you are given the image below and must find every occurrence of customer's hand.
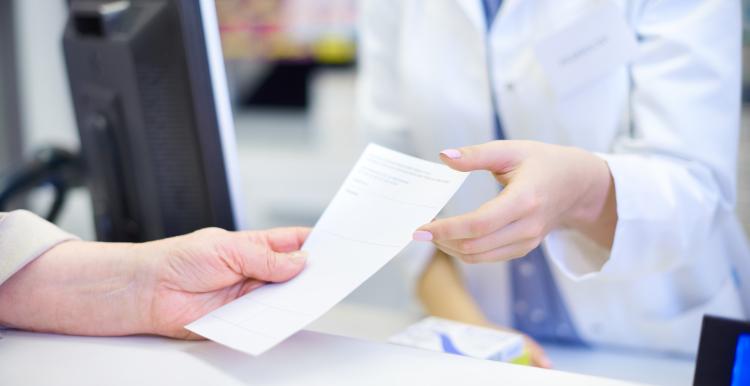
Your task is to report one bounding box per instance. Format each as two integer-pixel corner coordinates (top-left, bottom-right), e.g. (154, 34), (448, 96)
(136, 227), (310, 338)
(413, 140), (616, 264)
(0, 227), (309, 339)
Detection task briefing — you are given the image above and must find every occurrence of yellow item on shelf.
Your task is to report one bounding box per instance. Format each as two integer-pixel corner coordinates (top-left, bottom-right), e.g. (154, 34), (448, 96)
(312, 36), (356, 64)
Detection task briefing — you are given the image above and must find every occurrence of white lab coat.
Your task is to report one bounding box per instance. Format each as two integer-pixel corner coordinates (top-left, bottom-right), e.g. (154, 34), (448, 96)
(358, 0), (749, 354)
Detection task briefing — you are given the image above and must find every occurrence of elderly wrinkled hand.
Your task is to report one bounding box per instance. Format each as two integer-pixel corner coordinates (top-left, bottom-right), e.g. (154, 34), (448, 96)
(0, 227), (310, 339)
(137, 227), (310, 338)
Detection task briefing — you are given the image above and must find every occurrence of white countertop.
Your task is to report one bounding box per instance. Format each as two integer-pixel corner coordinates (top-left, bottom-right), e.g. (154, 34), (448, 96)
(0, 301), (694, 386)
(0, 328), (651, 386)
(307, 303), (696, 386)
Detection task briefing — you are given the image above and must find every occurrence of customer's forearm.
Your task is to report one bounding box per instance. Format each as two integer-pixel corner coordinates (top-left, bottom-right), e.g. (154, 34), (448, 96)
(0, 240), (148, 336)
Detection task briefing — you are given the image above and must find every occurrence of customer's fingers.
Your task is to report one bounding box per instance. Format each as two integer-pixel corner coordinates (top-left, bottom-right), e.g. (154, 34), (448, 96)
(238, 279), (266, 297)
(231, 232), (308, 282)
(260, 227), (312, 253)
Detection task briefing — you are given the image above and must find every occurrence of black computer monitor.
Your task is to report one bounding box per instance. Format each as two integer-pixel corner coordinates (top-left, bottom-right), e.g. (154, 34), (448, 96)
(63, 0), (245, 242)
(694, 315), (750, 386)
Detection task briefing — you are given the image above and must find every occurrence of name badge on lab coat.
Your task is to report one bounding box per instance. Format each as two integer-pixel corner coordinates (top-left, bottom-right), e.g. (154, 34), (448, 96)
(534, 2), (638, 98)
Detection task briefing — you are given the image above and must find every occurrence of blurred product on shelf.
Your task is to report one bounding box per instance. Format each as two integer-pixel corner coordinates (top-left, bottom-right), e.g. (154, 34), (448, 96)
(217, 0), (356, 64)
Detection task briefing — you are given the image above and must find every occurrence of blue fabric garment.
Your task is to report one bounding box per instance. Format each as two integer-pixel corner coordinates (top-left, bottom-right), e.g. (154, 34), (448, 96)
(508, 247), (586, 344)
(481, 0), (503, 28)
(480, 0), (586, 345)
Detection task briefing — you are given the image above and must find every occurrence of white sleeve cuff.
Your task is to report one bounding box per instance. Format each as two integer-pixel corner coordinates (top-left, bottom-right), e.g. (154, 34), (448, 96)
(0, 210), (79, 285)
(543, 228), (610, 281)
(544, 151), (720, 281)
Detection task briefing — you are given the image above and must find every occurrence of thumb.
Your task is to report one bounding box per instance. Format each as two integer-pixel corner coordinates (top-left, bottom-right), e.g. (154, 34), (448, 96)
(439, 140), (524, 174)
(236, 237), (308, 283)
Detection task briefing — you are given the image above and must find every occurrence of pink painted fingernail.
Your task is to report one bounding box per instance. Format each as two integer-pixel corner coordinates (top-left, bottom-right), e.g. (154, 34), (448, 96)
(412, 231), (434, 241)
(440, 149), (462, 159)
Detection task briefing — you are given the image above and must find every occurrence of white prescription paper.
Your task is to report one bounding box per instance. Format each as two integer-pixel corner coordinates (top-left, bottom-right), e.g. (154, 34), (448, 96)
(186, 144), (468, 356)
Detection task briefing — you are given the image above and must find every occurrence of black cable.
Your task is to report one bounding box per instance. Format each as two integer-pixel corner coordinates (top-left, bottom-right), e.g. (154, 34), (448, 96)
(0, 147), (85, 223)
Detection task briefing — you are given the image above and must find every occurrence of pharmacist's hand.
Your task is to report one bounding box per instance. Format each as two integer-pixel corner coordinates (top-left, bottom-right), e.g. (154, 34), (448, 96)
(413, 140), (615, 264)
(490, 324), (552, 369)
(523, 334), (553, 369)
(139, 227), (310, 339)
